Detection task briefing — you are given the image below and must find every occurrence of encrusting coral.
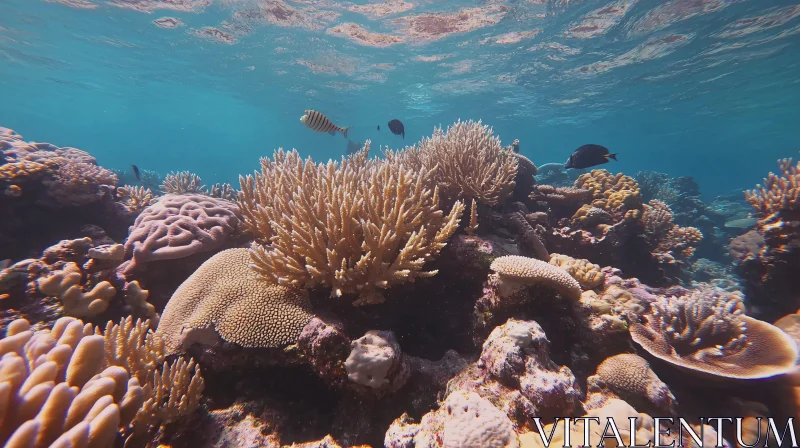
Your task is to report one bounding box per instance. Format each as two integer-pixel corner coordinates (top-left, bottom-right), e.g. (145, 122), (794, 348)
(239, 142), (464, 305)
(490, 255), (582, 300)
(383, 119), (518, 207)
(630, 291), (799, 380)
(118, 193), (242, 276)
(157, 248), (314, 354)
(159, 171), (206, 195)
(548, 253), (605, 289)
(0, 315), (203, 446)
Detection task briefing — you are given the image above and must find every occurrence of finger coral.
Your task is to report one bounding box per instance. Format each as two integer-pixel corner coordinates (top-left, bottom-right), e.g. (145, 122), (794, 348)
(118, 193), (242, 276)
(490, 255), (582, 300)
(630, 291), (799, 380)
(117, 185), (156, 214)
(160, 171), (207, 195)
(239, 142), (465, 305)
(0, 316), (203, 446)
(157, 248), (314, 354)
(548, 253), (605, 289)
(384, 119), (518, 207)
(36, 262), (116, 318)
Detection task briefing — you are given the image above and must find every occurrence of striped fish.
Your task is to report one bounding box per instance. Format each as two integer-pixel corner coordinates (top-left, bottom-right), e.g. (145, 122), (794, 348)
(300, 110), (350, 138)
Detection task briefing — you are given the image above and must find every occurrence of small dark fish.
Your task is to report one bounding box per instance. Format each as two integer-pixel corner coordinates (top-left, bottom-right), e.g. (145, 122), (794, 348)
(377, 125), (380, 131)
(564, 144), (617, 169)
(511, 139), (520, 153)
(388, 119), (405, 139)
(132, 164), (141, 181)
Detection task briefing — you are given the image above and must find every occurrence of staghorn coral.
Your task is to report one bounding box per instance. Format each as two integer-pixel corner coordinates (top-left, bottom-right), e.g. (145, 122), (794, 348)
(160, 171), (207, 195)
(0, 316), (203, 446)
(210, 182), (238, 201)
(575, 169), (643, 219)
(630, 291), (799, 380)
(384, 119), (518, 207)
(118, 193), (242, 276)
(548, 253), (605, 289)
(239, 142), (464, 305)
(157, 248), (314, 354)
(490, 255), (582, 300)
(505, 212), (549, 261)
(744, 154), (800, 217)
(465, 198), (479, 236)
(117, 185), (156, 214)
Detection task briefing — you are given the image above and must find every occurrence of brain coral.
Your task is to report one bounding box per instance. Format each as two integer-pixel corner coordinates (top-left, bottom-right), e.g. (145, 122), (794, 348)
(490, 255), (582, 300)
(630, 291), (799, 380)
(596, 353), (676, 412)
(156, 248), (314, 354)
(119, 193), (242, 275)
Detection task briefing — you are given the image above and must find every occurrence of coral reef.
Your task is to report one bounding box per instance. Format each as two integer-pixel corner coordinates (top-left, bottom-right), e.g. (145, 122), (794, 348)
(4, 120), (799, 447)
(0, 128), (130, 260)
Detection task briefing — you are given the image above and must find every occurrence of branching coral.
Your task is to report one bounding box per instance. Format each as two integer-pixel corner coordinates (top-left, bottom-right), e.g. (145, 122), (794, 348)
(642, 200), (703, 259)
(745, 154), (800, 217)
(630, 291), (799, 380)
(117, 185), (156, 214)
(210, 182), (238, 201)
(383, 119), (517, 207)
(239, 142), (464, 305)
(160, 171), (207, 195)
(0, 316), (203, 446)
(1, 131), (118, 208)
(157, 248), (314, 354)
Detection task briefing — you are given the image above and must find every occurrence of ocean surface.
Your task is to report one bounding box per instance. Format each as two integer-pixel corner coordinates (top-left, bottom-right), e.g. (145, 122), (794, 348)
(1, 0), (799, 196)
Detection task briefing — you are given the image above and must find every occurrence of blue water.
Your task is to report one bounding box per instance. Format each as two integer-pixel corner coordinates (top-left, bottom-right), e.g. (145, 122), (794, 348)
(1, 0), (799, 197)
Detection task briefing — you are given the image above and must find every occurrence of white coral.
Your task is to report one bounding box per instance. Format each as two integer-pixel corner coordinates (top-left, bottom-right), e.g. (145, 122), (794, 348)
(345, 330), (396, 389)
(442, 391), (519, 448)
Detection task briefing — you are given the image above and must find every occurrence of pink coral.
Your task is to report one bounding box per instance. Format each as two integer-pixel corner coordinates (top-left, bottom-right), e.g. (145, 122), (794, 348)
(119, 194), (242, 276)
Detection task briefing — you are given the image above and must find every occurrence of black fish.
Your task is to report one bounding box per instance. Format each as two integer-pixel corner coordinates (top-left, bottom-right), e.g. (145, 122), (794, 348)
(377, 125), (380, 131)
(388, 119), (404, 139)
(564, 144), (617, 169)
(132, 164), (141, 181)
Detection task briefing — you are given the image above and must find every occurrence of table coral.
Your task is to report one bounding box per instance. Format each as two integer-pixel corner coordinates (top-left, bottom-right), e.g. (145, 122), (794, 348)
(157, 248), (314, 354)
(119, 193), (242, 276)
(490, 255), (582, 300)
(630, 291), (799, 380)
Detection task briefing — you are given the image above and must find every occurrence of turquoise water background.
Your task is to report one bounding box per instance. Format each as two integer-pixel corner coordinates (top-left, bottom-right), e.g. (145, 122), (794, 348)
(1, 0), (798, 197)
